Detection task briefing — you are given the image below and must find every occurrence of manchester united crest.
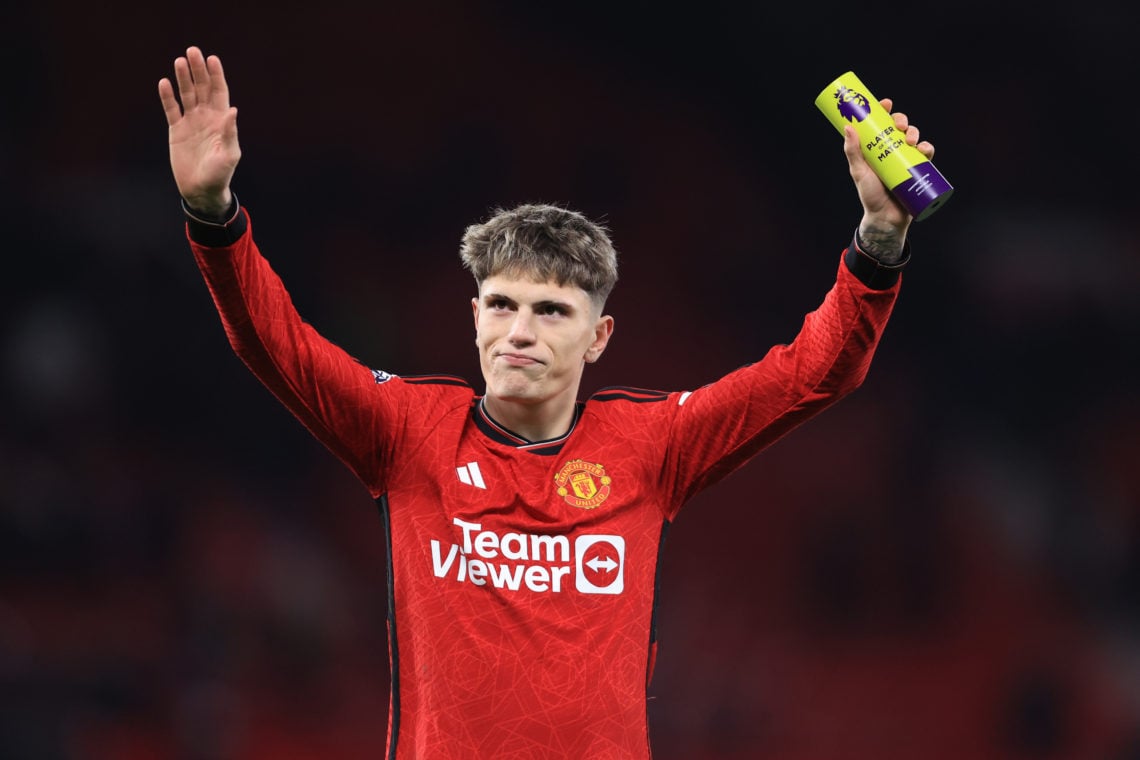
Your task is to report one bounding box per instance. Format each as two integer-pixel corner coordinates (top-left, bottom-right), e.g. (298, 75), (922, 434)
(554, 459), (612, 509)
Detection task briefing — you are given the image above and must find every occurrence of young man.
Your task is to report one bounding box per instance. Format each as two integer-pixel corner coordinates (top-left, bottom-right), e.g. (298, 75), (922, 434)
(160, 46), (934, 759)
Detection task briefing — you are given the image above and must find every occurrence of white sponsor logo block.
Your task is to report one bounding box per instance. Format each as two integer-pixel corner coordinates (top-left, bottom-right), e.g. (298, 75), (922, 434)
(575, 535), (625, 594)
(429, 518), (625, 595)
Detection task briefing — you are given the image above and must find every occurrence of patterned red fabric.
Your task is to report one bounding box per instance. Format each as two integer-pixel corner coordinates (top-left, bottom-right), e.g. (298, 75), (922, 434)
(189, 212), (898, 758)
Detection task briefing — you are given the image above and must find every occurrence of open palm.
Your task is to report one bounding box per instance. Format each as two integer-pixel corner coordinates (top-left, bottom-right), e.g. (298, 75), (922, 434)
(158, 46), (241, 216)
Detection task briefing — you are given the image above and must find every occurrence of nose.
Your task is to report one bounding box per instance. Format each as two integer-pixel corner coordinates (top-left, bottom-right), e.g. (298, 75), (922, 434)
(506, 310), (536, 346)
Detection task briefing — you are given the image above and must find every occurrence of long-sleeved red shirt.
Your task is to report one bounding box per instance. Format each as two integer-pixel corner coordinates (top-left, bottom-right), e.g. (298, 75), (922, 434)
(188, 206), (901, 759)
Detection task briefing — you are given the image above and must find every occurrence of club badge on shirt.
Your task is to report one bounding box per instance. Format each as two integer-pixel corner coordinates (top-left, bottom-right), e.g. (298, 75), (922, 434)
(554, 460), (612, 509)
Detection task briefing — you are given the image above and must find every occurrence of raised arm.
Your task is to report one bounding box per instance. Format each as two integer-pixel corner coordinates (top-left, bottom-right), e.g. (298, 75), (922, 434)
(158, 46), (241, 217)
(843, 98), (935, 263)
(660, 99), (937, 513)
(157, 47), (399, 497)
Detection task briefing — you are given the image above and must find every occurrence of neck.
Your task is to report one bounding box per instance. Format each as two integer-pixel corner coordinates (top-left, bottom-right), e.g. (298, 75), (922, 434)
(482, 394), (578, 443)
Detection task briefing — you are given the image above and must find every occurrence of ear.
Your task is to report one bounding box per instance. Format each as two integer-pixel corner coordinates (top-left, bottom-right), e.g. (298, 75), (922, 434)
(584, 314), (614, 364)
(471, 297), (480, 332)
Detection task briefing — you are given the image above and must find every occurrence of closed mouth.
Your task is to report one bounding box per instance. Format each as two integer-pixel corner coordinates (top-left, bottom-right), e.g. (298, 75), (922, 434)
(496, 352), (543, 366)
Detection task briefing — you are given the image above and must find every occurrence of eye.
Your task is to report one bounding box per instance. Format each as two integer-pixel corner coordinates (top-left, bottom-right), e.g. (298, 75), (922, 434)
(537, 303), (568, 317)
(486, 298), (511, 311)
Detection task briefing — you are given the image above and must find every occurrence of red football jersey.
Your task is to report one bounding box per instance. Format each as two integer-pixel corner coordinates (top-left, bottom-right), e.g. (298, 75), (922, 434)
(189, 210), (899, 758)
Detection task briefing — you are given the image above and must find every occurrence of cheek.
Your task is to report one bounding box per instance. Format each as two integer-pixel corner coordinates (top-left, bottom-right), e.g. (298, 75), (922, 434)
(474, 325), (503, 362)
(476, 333), (493, 357)
(474, 320), (493, 346)
(553, 336), (588, 367)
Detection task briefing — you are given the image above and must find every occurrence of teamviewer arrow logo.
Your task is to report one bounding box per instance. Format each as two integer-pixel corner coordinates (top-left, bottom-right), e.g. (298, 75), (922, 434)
(575, 535), (625, 595)
(586, 556), (618, 573)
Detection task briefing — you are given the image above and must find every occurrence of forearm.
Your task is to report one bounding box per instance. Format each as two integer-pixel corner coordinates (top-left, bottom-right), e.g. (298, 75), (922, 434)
(186, 204), (386, 485)
(666, 244), (901, 503)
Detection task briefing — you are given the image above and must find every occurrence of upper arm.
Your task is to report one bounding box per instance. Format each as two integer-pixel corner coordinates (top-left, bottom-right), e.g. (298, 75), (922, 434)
(191, 220), (407, 495)
(662, 260), (898, 513)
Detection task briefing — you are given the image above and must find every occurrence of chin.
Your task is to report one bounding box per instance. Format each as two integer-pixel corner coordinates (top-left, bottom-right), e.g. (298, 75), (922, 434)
(493, 375), (557, 405)
(491, 385), (541, 404)
(484, 366), (529, 392)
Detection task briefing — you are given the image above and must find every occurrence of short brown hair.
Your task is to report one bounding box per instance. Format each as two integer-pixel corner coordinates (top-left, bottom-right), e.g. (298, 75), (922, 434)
(459, 204), (619, 306)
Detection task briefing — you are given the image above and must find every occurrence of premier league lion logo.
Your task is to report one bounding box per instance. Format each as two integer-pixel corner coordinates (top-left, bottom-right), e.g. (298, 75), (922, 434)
(834, 85), (872, 123)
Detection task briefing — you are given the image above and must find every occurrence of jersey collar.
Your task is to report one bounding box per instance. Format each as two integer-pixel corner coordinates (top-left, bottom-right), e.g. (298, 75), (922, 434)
(473, 398), (580, 456)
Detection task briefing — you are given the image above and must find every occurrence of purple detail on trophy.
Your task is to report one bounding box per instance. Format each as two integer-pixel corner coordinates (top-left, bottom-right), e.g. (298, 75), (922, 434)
(834, 86), (872, 123)
(893, 162), (954, 220)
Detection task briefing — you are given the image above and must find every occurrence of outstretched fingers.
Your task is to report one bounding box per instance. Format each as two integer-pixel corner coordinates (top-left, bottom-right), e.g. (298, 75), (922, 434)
(173, 54), (196, 111)
(158, 77), (182, 127)
(162, 46), (232, 126)
(206, 54), (231, 109)
(187, 47), (212, 112)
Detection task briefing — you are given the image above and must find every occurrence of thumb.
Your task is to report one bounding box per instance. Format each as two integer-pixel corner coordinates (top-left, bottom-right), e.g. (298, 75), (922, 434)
(842, 125), (863, 167)
(843, 124), (875, 185)
(224, 107), (239, 142)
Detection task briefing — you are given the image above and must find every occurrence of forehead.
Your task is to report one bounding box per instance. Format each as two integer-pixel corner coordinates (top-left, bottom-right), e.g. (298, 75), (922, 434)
(478, 275), (592, 306)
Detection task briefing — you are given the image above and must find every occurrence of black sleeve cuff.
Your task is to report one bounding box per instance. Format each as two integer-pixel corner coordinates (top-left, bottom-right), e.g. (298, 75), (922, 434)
(183, 194), (248, 247)
(843, 230), (911, 290)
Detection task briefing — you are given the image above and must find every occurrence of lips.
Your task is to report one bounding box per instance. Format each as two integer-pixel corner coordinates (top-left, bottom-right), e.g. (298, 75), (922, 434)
(496, 352), (542, 367)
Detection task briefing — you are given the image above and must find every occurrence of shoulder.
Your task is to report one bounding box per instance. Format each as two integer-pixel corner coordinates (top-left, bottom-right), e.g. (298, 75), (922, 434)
(577, 386), (683, 456)
(375, 371), (476, 412)
(376, 373), (476, 447)
(585, 385), (684, 422)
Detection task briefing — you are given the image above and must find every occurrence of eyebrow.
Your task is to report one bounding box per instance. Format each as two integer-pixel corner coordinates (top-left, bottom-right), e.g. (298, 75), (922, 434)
(534, 299), (574, 312)
(482, 293), (576, 312)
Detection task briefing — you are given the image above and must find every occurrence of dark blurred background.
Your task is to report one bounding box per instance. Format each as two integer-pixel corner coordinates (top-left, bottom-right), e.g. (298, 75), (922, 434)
(2, 1), (1138, 758)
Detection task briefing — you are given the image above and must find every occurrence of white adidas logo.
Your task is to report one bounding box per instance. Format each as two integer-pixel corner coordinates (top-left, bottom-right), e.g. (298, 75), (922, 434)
(456, 462), (486, 489)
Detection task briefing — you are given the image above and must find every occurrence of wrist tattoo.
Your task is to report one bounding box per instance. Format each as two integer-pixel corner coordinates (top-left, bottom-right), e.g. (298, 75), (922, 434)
(856, 224), (906, 265)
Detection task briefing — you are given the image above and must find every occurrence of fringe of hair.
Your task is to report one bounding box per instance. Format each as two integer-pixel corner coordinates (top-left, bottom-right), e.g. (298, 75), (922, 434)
(460, 204), (619, 305)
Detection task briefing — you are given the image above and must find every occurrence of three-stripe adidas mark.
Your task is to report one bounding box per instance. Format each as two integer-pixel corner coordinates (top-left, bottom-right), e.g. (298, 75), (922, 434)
(456, 462), (486, 489)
